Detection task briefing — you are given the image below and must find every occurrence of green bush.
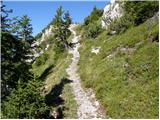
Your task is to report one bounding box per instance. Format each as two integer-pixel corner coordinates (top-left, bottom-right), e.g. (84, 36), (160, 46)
(35, 58), (43, 66)
(84, 21), (103, 39)
(84, 6), (103, 26)
(108, 16), (133, 34)
(34, 53), (48, 67)
(76, 6), (103, 39)
(123, 1), (159, 25)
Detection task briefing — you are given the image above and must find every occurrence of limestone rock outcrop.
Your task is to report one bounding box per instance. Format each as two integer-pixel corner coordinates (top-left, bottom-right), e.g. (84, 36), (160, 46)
(101, 0), (123, 28)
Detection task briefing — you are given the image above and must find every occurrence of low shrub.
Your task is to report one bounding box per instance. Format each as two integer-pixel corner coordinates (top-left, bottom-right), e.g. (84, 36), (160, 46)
(84, 21), (103, 39)
(108, 16), (133, 34)
(34, 53), (48, 67)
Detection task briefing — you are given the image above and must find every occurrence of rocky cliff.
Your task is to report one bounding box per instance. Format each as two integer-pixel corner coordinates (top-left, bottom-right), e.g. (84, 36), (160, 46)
(28, 25), (54, 62)
(101, 0), (123, 28)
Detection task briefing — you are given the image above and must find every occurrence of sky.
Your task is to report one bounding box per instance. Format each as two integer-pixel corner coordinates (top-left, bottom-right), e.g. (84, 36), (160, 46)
(4, 1), (109, 36)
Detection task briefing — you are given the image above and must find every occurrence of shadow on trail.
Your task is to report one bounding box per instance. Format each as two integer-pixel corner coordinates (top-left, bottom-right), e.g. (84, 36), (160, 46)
(39, 64), (54, 80)
(45, 78), (72, 118)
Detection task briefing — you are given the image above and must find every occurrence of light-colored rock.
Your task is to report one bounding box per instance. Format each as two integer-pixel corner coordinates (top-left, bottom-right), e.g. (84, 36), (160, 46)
(95, 101), (100, 107)
(29, 25), (54, 62)
(108, 30), (116, 35)
(102, 0), (123, 28)
(45, 44), (50, 50)
(41, 25), (53, 42)
(107, 54), (114, 59)
(91, 47), (101, 54)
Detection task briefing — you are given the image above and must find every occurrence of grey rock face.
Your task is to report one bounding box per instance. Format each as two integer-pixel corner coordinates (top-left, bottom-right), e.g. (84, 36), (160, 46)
(101, 0), (123, 28)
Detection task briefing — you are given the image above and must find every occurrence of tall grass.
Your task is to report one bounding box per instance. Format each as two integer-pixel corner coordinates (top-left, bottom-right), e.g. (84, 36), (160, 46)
(78, 20), (159, 118)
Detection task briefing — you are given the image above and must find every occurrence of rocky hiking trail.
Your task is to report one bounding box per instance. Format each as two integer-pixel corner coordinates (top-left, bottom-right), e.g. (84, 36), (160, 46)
(66, 25), (105, 119)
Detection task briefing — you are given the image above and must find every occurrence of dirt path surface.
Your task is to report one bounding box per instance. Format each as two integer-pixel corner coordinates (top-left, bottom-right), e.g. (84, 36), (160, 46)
(66, 25), (105, 119)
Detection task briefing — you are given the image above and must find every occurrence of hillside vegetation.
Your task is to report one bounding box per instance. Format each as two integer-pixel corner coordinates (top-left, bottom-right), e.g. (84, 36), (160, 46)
(32, 35), (77, 118)
(76, 1), (159, 118)
(1, 5), (77, 118)
(32, 7), (78, 118)
(1, 1), (159, 119)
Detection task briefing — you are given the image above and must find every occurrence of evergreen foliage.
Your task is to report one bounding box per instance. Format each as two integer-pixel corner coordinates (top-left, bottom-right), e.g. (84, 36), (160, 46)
(2, 79), (49, 119)
(1, 2), (13, 32)
(18, 15), (33, 42)
(1, 4), (33, 97)
(1, 32), (19, 96)
(81, 6), (103, 39)
(123, 1), (159, 25)
(52, 6), (72, 50)
(1, 3), (50, 119)
(84, 6), (103, 26)
(1, 15), (33, 97)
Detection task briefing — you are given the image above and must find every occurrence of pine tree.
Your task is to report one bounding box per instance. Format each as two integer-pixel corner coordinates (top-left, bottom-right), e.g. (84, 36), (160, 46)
(12, 15), (34, 91)
(18, 15), (33, 42)
(63, 11), (72, 40)
(64, 11), (72, 28)
(1, 1), (13, 32)
(2, 79), (49, 119)
(17, 15), (34, 60)
(84, 6), (103, 26)
(1, 32), (18, 98)
(1, 4), (33, 98)
(1, 3), (18, 98)
(53, 6), (72, 49)
(1, 4), (50, 119)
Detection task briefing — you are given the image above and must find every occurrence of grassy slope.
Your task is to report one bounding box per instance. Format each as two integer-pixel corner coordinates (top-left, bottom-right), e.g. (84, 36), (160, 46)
(78, 20), (159, 118)
(32, 38), (77, 118)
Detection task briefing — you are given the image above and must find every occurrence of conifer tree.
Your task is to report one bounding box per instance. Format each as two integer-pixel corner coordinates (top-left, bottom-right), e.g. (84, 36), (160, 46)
(63, 11), (72, 41)
(84, 6), (103, 26)
(2, 79), (49, 119)
(53, 6), (72, 49)
(1, 4), (33, 98)
(1, 2), (13, 32)
(1, 32), (19, 97)
(18, 15), (33, 43)
(1, 4), (50, 119)
(64, 11), (72, 28)
(1, 3), (18, 97)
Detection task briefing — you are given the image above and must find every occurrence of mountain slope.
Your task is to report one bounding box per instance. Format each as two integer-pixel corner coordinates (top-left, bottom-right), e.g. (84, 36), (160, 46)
(32, 27), (78, 118)
(31, 1), (158, 118)
(76, 14), (158, 118)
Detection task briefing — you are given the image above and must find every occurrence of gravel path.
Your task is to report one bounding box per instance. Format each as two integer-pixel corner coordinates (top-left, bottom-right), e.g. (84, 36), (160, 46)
(66, 25), (105, 119)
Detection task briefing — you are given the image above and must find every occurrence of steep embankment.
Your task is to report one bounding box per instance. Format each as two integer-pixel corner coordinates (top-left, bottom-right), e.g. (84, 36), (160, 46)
(66, 25), (105, 119)
(77, 15), (159, 118)
(32, 27), (78, 118)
